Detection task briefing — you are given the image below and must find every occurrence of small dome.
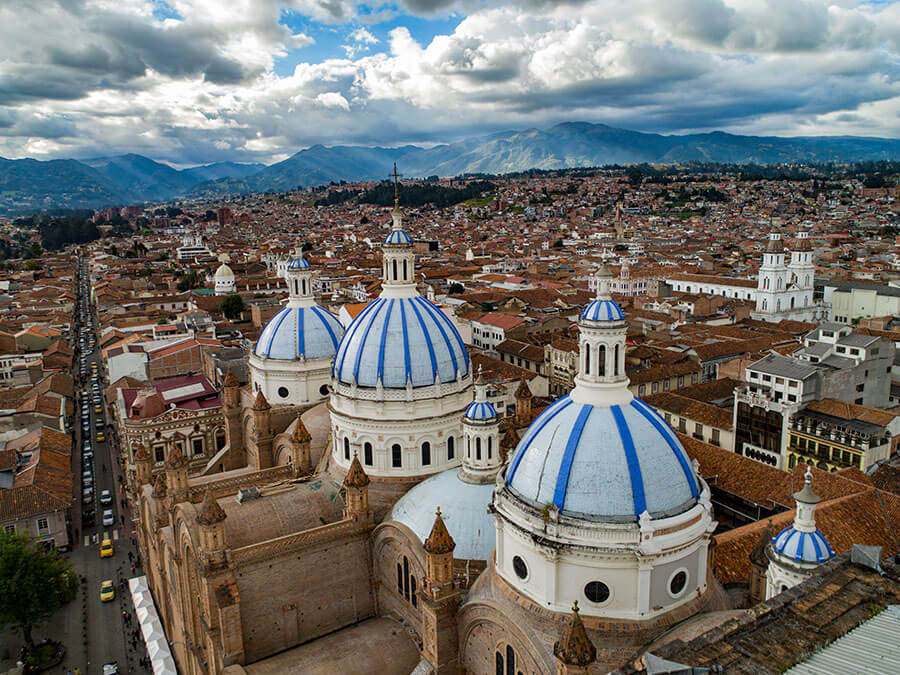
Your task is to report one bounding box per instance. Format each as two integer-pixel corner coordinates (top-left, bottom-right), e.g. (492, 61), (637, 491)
(465, 400), (497, 421)
(254, 305), (344, 360)
(287, 256), (310, 270)
(215, 263), (234, 278)
(773, 526), (834, 564)
(384, 229), (412, 245)
(334, 296), (469, 388)
(390, 469), (495, 560)
(581, 298), (625, 322)
(506, 396), (699, 522)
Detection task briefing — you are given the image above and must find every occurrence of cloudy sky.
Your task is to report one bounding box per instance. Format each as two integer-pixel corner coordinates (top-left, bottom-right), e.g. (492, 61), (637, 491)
(1, 0), (899, 166)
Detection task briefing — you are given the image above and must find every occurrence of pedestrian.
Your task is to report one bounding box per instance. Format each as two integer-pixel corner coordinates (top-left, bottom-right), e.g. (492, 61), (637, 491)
(128, 551), (133, 562)
(131, 564), (135, 574)
(121, 514), (125, 525)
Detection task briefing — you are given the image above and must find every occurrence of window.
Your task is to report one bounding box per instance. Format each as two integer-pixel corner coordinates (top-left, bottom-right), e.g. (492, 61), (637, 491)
(363, 442), (373, 466)
(711, 429), (720, 446)
(476, 437), (482, 461)
(397, 562), (403, 595)
(154, 445), (165, 462)
(403, 556), (410, 601)
(192, 438), (204, 456)
(277, 386), (289, 398)
(856, 383), (864, 392)
(215, 432), (226, 451)
(391, 444), (402, 468)
(392, 259), (398, 280)
(614, 344), (620, 375)
(652, 382), (659, 393)
(678, 375), (684, 387)
(421, 442), (431, 466)
(36, 518), (48, 532)
(664, 379), (670, 391)
(447, 437), (455, 460)
(512, 555), (528, 579)
(319, 384), (330, 396)
(344, 437), (350, 460)
(639, 384), (646, 396)
(584, 580), (610, 603)
(488, 436), (493, 459)
(3, 524), (14, 535)
(410, 576), (417, 608)
(669, 570), (688, 596)
(585, 348), (590, 375)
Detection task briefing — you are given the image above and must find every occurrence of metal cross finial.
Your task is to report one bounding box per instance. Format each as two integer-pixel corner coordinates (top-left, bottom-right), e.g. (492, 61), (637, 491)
(390, 162), (402, 207)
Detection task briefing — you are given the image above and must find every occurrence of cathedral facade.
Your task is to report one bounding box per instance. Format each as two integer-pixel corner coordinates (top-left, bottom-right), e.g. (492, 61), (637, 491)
(127, 195), (731, 675)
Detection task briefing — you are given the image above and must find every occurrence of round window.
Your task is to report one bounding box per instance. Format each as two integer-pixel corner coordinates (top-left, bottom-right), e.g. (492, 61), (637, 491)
(319, 384), (330, 396)
(512, 555), (528, 580)
(584, 581), (610, 604)
(670, 570), (687, 596)
(277, 386), (289, 398)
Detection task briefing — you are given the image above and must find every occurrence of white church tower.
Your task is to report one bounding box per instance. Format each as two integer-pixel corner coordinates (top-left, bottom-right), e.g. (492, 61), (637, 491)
(765, 467), (834, 599)
(460, 367), (502, 483)
(755, 233), (791, 317)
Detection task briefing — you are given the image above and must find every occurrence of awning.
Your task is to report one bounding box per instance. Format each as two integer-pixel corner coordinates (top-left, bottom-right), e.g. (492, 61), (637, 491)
(129, 576), (177, 675)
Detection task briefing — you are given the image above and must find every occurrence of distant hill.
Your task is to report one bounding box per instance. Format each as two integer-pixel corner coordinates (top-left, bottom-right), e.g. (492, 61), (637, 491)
(3, 122), (900, 214)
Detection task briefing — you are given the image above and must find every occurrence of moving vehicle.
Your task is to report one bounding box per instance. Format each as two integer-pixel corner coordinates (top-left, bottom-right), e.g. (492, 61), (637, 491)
(96, 432), (105, 442)
(100, 538), (114, 558)
(99, 580), (115, 602)
(102, 509), (114, 527)
(99, 490), (112, 506)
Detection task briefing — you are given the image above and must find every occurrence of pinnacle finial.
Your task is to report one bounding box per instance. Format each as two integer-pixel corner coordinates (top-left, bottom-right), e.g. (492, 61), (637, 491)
(572, 600), (579, 613)
(436, 506), (441, 517)
(391, 162), (402, 211)
(804, 465), (813, 485)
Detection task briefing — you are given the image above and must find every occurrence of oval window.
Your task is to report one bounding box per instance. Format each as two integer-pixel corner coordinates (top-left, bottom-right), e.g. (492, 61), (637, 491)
(319, 384), (330, 396)
(277, 386), (289, 398)
(512, 555), (528, 580)
(670, 570), (687, 596)
(584, 581), (610, 604)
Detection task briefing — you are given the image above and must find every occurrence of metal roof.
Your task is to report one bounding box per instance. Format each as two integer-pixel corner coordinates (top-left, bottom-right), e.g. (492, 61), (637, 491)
(748, 353), (821, 380)
(786, 604), (900, 674)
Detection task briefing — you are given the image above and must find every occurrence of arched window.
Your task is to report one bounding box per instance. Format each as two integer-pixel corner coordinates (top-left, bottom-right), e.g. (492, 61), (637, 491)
(391, 444), (402, 468)
(410, 576), (417, 607)
(598, 345), (606, 376)
(764, 278), (769, 290)
(421, 441), (431, 466)
(392, 259), (398, 281)
(777, 278), (782, 290)
(776, 299), (781, 311)
(403, 556), (410, 601)
(762, 299), (768, 311)
(506, 645), (516, 675)
(585, 348), (590, 375)
(614, 344), (620, 375)
(488, 436), (493, 459)
(790, 297), (795, 309)
(447, 436), (455, 460)
(467, 437), (471, 458)
(402, 259), (408, 281)
(343, 437), (350, 460)
(397, 562), (403, 595)
(363, 442), (373, 466)
(476, 437), (482, 461)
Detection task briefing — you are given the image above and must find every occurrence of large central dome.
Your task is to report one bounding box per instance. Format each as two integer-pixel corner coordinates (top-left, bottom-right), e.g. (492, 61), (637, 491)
(505, 396), (699, 522)
(333, 296), (470, 388)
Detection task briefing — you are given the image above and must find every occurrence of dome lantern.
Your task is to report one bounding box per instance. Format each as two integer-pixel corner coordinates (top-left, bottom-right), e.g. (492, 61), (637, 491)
(285, 246), (314, 308)
(381, 163), (416, 295)
(461, 365), (501, 483)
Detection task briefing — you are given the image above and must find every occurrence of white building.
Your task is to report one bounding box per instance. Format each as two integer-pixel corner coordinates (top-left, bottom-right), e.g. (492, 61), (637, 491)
(213, 260), (236, 296)
(329, 195), (473, 478)
(752, 232), (823, 322)
(249, 251), (345, 407)
(494, 270), (717, 620)
(176, 234), (212, 261)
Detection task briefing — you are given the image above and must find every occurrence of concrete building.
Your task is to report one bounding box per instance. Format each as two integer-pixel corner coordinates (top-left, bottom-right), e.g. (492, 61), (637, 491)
(825, 279), (900, 324)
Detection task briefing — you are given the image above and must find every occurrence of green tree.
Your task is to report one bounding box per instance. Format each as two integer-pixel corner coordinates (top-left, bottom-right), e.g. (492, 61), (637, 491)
(219, 294), (245, 320)
(177, 270), (202, 292)
(23, 260), (40, 271)
(0, 530), (78, 649)
(448, 282), (465, 294)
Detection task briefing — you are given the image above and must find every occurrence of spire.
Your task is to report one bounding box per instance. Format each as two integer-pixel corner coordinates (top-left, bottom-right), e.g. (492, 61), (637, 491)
(751, 520), (774, 567)
(292, 415), (311, 443)
(391, 162), (402, 215)
(252, 390), (270, 411)
(791, 465), (822, 534)
(197, 487), (227, 526)
(595, 264), (613, 300)
(223, 368), (238, 388)
(553, 601), (597, 667)
(474, 364), (487, 401)
(515, 376), (531, 401)
(344, 452), (370, 488)
(424, 507), (456, 555)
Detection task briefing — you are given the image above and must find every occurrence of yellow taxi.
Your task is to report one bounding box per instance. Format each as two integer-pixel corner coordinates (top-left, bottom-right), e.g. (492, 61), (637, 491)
(94, 405), (102, 414)
(100, 538), (114, 558)
(96, 432), (105, 442)
(99, 580), (115, 602)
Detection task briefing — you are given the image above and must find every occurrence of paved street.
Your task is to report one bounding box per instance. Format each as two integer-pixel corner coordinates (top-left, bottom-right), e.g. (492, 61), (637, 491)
(1, 257), (148, 675)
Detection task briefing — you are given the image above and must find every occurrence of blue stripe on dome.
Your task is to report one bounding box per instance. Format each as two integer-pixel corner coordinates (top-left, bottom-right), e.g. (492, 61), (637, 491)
(377, 300), (395, 382)
(384, 230), (412, 244)
(611, 404), (647, 516)
(310, 306), (340, 352)
(407, 298), (438, 383)
(581, 299), (625, 321)
(296, 307), (305, 357)
(353, 299), (386, 384)
(416, 296), (470, 372)
(553, 404), (593, 510)
(400, 300), (412, 383)
(794, 532), (806, 562)
(264, 308), (290, 358)
(414, 297), (459, 379)
(465, 400), (497, 419)
(817, 529), (834, 556)
(631, 399), (699, 498)
(810, 531), (823, 562)
(507, 396), (573, 482)
(334, 298), (382, 377)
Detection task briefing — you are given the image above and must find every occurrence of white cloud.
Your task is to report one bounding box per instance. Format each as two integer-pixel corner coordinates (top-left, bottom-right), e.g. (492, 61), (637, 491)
(1, 0), (899, 165)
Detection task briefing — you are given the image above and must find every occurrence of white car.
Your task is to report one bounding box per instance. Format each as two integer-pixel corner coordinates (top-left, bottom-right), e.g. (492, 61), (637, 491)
(99, 490), (112, 506)
(102, 509), (114, 527)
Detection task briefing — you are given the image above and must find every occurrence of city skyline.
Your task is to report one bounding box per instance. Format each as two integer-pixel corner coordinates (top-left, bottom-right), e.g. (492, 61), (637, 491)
(2, 0), (900, 166)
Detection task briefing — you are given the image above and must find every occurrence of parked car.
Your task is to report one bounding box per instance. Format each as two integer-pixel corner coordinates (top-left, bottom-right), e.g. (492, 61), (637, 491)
(99, 490), (112, 506)
(82, 489), (93, 504)
(100, 538), (114, 558)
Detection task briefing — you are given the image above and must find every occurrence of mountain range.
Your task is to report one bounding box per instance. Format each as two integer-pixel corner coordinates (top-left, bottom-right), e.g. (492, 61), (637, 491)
(3, 122), (900, 215)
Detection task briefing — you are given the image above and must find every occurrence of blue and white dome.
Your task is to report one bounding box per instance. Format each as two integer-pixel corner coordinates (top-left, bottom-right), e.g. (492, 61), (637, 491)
(384, 229), (412, 245)
(465, 400), (497, 421)
(287, 255), (310, 269)
(333, 296), (469, 388)
(506, 396), (699, 521)
(254, 305), (344, 360)
(390, 469), (495, 560)
(581, 298), (625, 322)
(773, 526), (833, 564)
